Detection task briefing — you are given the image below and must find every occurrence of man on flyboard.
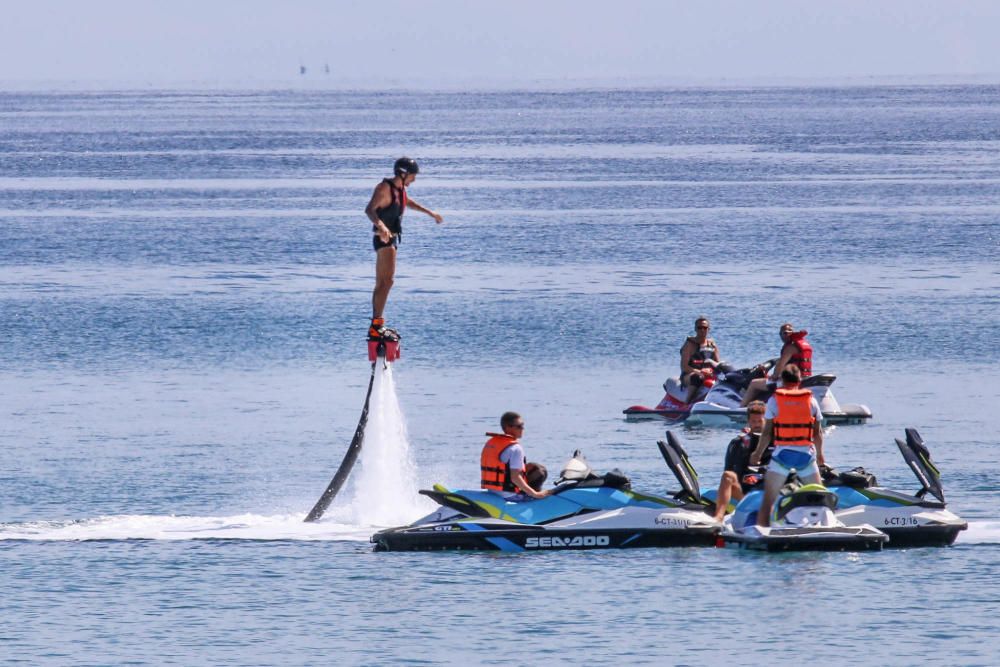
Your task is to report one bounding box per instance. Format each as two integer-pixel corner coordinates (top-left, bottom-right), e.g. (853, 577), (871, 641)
(364, 157), (444, 340)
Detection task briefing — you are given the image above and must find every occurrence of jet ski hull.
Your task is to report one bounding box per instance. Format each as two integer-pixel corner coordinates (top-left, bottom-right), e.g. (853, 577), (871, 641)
(622, 406), (689, 422)
(834, 498), (967, 548)
(721, 525), (888, 552)
(686, 405), (872, 428)
(373, 522), (719, 552)
(372, 501), (721, 552)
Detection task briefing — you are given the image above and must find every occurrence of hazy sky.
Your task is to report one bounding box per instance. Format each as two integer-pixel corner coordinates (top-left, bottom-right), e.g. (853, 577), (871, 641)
(3, 0), (999, 87)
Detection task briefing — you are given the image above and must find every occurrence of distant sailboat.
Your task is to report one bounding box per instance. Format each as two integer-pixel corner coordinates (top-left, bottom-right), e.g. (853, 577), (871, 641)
(324, 63), (330, 74)
(299, 64), (307, 75)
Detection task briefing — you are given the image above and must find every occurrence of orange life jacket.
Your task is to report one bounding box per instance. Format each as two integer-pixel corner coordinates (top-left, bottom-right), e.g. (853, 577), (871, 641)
(481, 433), (520, 492)
(786, 331), (813, 378)
(772, 387), (815, 446)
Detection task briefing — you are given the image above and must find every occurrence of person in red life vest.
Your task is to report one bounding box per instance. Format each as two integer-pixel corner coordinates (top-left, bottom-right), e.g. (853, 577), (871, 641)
(480, 411), (551, 500)
(680, 316), (722, 404)
(364, 157), (444, 339)
(740, 322), (813, 406)
(749, 364), (825, 527)
(712, 401), (771, 522)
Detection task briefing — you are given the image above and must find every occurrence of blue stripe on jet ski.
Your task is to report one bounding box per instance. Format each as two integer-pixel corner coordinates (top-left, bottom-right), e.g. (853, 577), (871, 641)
(461, 523), (485, 531)
(620, 533), (641, 546)
(486, 537), (524, 552)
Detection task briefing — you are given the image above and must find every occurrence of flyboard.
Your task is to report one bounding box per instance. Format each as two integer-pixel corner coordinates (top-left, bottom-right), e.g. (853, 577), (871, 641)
(303, 328), (401, 522)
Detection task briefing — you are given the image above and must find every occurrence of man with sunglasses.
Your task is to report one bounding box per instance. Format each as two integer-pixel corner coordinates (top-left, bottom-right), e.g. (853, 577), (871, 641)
(480, 411), (551, 499)
(679, 316), (722, 404)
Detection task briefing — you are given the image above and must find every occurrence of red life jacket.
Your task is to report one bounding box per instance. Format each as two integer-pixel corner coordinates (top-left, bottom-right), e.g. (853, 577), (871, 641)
(481, 433), (520, 492)
(786, 331), (812, 378)
(772, 387), (815, 447)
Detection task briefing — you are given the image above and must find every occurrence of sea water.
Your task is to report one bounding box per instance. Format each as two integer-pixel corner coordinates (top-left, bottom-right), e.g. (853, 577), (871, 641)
(1, 85), (1000, 665)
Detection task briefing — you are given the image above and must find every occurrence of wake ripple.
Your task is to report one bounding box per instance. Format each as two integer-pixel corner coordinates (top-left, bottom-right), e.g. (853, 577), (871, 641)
(0, 513), (376, 542)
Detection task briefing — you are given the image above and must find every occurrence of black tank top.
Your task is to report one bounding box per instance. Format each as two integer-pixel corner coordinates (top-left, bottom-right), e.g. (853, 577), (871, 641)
(375, 179), (407, 235)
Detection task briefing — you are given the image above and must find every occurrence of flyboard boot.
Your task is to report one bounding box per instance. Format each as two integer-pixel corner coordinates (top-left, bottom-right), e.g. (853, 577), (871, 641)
(367, 318), (401, 363)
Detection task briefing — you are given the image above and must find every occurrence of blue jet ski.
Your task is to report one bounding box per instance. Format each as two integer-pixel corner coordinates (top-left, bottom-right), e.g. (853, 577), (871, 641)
(665, 427), (966, 550)
(657, 432), (887, 552)
(371, 451), (720, 552)
(823, 428), (967, 547)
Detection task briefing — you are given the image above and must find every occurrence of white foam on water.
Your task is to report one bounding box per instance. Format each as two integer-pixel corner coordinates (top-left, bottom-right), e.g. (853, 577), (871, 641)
(341, 361), (434, 527)
(0, 513), (372, 542)
(956, 520), (1000, 545)
(0, 361), (436, 542)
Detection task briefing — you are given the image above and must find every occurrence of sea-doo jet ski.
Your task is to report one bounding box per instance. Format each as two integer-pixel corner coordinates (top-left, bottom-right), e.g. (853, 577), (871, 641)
(825, 428), (967, 547)
(371, 451), (720, 552)
(721, 473), (888, 552)
(623, 359), (769, 422)
(657, 431), (886, 551)
(688, 371), (872, 428)
(625, 359), (872, 428)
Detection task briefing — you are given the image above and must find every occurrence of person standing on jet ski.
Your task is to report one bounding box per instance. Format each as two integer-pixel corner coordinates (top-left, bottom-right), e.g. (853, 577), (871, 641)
(480, 412), (552, 500)
(680, 316), (722, 404)
(712, 401), (772, 522)
(365, 157), (444, 339)
(749, 364), (825, 527)
(740, 322), (813, 406)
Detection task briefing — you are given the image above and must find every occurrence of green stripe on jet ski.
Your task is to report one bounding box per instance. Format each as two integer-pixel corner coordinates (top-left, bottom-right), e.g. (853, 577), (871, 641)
(857, 489), (920, 505)
(623, 490), (677, 506)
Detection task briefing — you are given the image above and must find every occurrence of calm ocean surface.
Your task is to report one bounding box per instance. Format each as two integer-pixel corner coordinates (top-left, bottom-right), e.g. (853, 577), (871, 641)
(2, 85), (1000, 665)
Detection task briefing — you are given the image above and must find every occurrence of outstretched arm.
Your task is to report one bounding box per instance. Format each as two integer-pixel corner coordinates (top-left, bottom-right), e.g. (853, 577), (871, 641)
(406, 198), (443, 223)
(511, 468), (550, 499)
(771, 346), (795, 379)
(813, 422), (825, 466)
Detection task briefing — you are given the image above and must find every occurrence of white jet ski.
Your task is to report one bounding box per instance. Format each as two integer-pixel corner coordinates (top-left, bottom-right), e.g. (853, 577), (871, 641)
(687, 371), (873, 428)
(825, 428), (967, 547)
(625, 359), (872, 427)
(658, 432), (886, 551)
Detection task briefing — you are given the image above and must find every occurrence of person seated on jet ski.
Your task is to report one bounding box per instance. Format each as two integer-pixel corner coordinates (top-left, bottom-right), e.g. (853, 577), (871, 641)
(740, 323), (813, 407)
(749, 364), (824, 527)
(712, 401), (772, 522)
(680, 316), (722, 404)
(480, 411), (552, 500)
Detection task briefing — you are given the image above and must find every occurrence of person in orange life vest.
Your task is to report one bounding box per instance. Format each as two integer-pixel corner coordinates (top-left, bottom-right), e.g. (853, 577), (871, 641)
(480, 411), (551, 500)
(740, 322), (813, 407)
(364, 157), (444, 339)
(680, 316), (721, 404)
(749, 364), (824, 527)
(712, 401), (771, 522)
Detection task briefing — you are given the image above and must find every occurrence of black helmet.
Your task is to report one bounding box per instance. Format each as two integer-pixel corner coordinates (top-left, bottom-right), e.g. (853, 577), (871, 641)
(393, 157), (419, 176)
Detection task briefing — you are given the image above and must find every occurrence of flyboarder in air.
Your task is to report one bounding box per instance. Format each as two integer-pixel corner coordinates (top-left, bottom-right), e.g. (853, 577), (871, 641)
(365, 157), (443, 340)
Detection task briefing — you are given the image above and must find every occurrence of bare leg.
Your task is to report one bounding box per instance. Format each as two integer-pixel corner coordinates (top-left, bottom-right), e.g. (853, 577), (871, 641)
(372, 246), (396, 319)
(740, 378), (766, 407)
(683, 373), (702, 404)
(713, 471), (743, 522)
(756, 470), (784, 527)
